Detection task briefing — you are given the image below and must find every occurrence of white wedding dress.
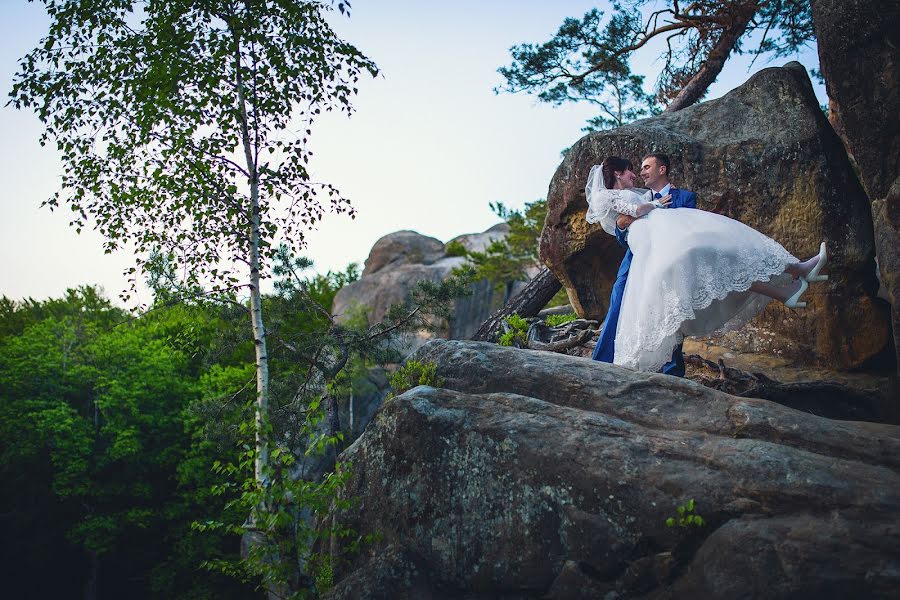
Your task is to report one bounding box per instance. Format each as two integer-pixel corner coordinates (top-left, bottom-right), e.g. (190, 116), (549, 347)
(593, 188), (797, 373)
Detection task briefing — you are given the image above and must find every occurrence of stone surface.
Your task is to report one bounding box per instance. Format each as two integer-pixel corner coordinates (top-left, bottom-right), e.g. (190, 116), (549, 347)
(681, 338), (891, 392)
(362, 230), (446, 277)
(322, 340), (900, 599)
(332, 227), (524, 354)
(812, 0), (900, 373)
(540, 62), (888, 370)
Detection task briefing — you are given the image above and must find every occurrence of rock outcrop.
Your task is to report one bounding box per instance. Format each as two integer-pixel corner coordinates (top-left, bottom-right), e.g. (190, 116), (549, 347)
(332, 226), (520, 352)
(361, 230), (447, 277)
(446, 223), (510, 255)
(322, 340), (900, 599)
(812, 0), (900, 373)
(540, 62), (888, 370)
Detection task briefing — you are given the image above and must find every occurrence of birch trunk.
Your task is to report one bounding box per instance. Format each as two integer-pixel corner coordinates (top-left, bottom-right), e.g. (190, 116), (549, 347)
(248, 184), (269, 486)
(349, 391), (355, 438)
(83, 550), (98, 600)
(233, 25), (269, 490)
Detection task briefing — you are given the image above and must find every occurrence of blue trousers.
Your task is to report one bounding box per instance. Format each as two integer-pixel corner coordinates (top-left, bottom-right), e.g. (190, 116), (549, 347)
(591, 250), (685, 377)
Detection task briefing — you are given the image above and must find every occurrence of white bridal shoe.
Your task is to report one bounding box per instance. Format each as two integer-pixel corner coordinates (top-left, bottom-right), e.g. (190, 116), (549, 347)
(804, 242), (828, 283)
(784, 278), (809, 308)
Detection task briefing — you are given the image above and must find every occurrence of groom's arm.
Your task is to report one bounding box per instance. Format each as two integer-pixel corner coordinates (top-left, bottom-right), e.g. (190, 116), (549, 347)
(681, 191), (697, 209)
(616, 191), (696, 248)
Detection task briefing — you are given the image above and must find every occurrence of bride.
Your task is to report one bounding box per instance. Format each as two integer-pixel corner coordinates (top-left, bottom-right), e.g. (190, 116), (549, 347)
(585, 157), (828, 373)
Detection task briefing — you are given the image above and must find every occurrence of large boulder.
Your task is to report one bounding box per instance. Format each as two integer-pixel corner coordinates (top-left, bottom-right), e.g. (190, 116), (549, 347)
(322, 340), (900, 599)
(812, 0), (900, 372)
(332, 227), (520, 353)
(362, 230), (447, 277)
(540, 62), (888, 370)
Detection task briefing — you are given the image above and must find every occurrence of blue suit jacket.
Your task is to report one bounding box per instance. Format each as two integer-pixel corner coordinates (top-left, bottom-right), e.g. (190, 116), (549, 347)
(614, 187), (698, 267)
(592, 187), (698, 376)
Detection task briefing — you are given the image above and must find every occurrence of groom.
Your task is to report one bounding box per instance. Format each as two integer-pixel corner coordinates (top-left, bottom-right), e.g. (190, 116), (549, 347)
(590, 153), (698, 377)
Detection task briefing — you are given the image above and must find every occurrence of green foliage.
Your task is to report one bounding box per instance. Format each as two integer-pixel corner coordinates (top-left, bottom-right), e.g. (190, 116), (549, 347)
(2, 273), (454, 596)
(10, 0), (378, 302)
(459, 199), (569, 309)
(545, 312), (578, 327)
(665, 498), (706, 528)
(444, 240), (469, 257)
(549, 287), (571, 309)
(0, 286), (121, 340)
(388, 361), (444, 398)
(193, 412), (355, 599)
(0, 287), (252, 598)
(497, 2), (816, 127)
(498, 313), (530, 348)
(274, 245), (360, 315)
(466, 200), (545, 285)
(497, 8), (656, 130)
(313, 554), (334, 593)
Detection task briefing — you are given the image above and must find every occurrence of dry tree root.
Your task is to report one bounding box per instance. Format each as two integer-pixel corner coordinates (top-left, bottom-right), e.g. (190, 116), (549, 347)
(528, 328), (594, 353)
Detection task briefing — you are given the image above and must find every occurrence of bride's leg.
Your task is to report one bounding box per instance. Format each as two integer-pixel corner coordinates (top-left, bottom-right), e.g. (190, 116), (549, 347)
(785, 254), (820, 278)
(785, 243), (828, 281)
(750, 279), (804, 302)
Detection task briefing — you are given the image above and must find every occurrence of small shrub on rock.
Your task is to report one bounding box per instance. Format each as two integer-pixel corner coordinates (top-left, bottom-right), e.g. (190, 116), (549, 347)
(445, 240), (469, 257)
(545, 312), (578, 327)
(498, 313), (529, 347)
(665, 498), (705, 528)
(388, 360), (444, 398)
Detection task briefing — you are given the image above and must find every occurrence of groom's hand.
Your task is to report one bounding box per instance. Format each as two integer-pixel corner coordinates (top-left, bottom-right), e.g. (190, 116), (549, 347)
(616, 214), (637, 230)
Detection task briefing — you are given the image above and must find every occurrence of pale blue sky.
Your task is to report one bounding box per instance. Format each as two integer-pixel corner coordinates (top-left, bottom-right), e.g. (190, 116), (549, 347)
(1, 1), (825, 303)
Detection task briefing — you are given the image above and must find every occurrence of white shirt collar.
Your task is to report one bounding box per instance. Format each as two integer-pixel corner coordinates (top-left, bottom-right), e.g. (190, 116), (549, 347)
(654, 183), (672, 197)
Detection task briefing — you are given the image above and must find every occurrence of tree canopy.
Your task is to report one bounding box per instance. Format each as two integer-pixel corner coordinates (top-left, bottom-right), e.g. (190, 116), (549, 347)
(11, 0), (376, 301)
(497, 1), (816, 129)
(0, 288), (254, 598)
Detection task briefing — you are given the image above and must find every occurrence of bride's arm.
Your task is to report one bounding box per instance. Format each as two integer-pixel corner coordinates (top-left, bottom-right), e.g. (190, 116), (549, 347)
(609, 193), (655, 218)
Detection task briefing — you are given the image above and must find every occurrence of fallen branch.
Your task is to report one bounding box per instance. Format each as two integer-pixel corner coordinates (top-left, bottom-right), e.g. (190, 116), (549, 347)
(528, 328), (594, 353)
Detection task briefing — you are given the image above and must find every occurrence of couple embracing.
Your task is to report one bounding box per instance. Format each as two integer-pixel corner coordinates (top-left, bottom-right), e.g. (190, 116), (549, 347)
(588, 153), (828, 376)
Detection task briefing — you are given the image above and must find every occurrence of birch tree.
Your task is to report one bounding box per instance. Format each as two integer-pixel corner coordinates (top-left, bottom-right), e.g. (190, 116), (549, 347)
(10, 0), (375, 546)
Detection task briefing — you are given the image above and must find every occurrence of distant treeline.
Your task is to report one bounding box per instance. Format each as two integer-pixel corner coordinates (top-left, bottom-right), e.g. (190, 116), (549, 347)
(0, 269), (353, 598)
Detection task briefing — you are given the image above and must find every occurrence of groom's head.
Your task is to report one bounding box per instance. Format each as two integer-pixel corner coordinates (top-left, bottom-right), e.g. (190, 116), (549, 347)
(640, 153), (671, 190)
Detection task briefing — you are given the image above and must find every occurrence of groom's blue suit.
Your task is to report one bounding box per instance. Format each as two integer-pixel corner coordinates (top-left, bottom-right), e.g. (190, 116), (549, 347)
(591, 187), (698, 376)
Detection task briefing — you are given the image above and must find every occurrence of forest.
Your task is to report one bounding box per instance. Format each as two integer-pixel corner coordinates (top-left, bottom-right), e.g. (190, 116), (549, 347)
(0, 267), (355, 598)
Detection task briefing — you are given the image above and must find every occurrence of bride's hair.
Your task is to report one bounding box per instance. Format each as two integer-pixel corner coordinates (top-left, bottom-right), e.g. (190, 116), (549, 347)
(601, 156), (633, 189)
